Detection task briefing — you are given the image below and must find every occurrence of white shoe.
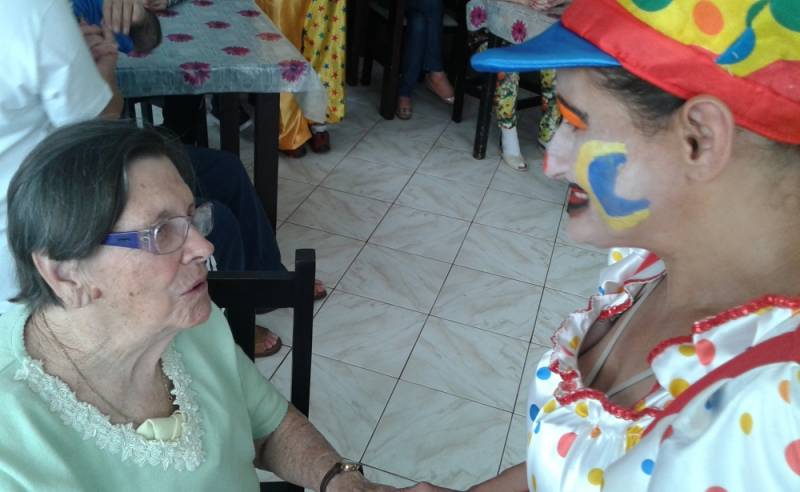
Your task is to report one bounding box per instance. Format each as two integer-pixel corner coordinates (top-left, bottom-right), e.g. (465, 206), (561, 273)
(501, 152), (528, 172)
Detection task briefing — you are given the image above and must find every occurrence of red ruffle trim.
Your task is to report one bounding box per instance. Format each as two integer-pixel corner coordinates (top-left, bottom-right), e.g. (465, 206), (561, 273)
(555, 387), (663, 421)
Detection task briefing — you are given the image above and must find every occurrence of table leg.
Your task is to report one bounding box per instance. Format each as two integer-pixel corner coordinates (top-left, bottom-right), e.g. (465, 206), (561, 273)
(346, 0), (368, 87)
(379, 0), (406, 120)
(219, 93), (240, 156)
(473, 33), (500, 160)
(254, 93), (280, 231)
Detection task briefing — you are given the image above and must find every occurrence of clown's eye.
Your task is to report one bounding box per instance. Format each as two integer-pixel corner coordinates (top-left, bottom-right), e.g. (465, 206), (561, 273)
(557, 98), (588, 131)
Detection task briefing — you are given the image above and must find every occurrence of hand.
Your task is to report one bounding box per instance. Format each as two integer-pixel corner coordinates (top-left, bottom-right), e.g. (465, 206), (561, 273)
(400, 484), (460, 492)
(144, 0), (169, 11)
(80, 21), (119, 80)
(103, 0), (147, 35)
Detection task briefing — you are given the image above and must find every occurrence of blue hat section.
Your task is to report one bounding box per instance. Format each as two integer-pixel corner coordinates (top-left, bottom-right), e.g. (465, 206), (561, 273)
(471, 22), (620, 73)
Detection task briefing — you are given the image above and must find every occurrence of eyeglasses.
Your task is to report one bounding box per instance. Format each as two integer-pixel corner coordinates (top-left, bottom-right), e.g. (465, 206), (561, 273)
(102, 202), (214, 255)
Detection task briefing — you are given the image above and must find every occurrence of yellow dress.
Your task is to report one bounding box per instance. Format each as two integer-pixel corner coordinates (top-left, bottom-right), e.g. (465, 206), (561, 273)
(255, 0), (346, 150)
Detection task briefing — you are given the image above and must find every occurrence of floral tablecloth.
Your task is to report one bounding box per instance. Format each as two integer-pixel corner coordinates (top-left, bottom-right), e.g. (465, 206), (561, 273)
(466, 0), (562, 44)
(117, 0), (326, 122)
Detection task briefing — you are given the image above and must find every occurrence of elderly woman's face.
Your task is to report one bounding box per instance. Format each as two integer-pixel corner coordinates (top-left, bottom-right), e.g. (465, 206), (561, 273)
(80, 156), (213, 332)
(544, 69), (682, 248)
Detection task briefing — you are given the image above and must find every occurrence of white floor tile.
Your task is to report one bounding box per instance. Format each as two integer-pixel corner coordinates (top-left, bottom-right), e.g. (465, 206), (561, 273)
(321, 156), (413, 202)
(288, 187), (390, 240)
(396, 173), (486, 221)
(363, 381), (510, 490)
(338, 244), (450, 313)
(278, 150), (345, 185)
(417, 145), (499, 188)
(438, 118), (501, 158)
(490, 160), (567, 204)
(313, 291), (426, 377)
(276, 178), (315, 221)
(272, 354), (396, 461)
(475, 189), (563, 241)
(277, 223), (365, 288)
(545, 243), (608, 297)
(363, 466), (416, 488)
(348, 129), (434, 170)
(369, 205), (470, 263)
(432, 266), (542, 340)
(514, 343), (552, 416)
(501, 414), (528, 471)
(455, 223), (553, 285)
(402, 316), (527, 411)
(532, 288), (587, 347)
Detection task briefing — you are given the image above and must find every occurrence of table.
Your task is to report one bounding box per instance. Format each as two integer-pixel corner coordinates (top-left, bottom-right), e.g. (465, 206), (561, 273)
(464, 0), (561, 159)
(117, 0), (327, 228)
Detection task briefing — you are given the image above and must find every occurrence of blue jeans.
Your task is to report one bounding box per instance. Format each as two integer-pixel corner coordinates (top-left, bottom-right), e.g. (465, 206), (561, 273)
(398, 0), (445, 97)
(185, 146), (285, 273)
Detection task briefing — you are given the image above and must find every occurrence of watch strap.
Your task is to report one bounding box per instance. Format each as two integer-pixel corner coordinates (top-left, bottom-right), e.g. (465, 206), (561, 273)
(320, 460), (364, 492)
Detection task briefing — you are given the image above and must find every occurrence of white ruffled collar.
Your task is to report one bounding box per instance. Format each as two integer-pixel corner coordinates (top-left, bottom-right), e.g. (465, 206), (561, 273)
(12, 308), (206, 471)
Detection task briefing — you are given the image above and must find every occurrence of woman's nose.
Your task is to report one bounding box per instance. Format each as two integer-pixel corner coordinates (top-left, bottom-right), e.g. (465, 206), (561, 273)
(183, 227), (215, 264)
(542, 129), (574, 180)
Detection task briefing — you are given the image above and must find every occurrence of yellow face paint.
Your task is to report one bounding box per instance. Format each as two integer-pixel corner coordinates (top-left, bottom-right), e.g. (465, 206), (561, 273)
(575, 141), (651, 231)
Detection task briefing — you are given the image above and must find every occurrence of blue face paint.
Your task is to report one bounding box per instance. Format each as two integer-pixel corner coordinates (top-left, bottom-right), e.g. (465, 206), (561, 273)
(575, 141), (651, 231)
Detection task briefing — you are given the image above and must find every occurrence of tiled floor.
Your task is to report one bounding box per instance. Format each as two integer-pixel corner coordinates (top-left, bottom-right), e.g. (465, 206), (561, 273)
(208, 82), (609, 488)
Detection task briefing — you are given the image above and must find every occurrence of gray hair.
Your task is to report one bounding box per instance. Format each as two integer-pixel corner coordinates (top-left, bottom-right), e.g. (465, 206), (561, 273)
(6, 120), (194, 312)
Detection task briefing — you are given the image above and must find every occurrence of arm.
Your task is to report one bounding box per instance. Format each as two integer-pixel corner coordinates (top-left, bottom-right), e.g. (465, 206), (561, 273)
(79, 22), (123, 118)
(407, 463), (527, 492)
(254, 405), (397, 492)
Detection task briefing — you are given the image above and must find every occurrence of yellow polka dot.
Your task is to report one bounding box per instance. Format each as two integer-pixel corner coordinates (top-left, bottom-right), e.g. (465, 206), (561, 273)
(542, 399), (558, 414)
(531, 473), (537, 492)
(528, 431), (533, 445)
(678, 344), (696, 356)
(625, 425), (644, 451)
(587, 468), (604, 487)
(569, 336), (581, 350)
(590, 426), (602, 439)
(611, 251), (624, 263)
(669, 378), (690, 397)
(796, 369), (800, 383)
(633, 400), (647, 412)
(755, 307), (771, 316)
(575, 401), (589, 418)
(779, 380), (791, 404)
(740, 412), (753, 435)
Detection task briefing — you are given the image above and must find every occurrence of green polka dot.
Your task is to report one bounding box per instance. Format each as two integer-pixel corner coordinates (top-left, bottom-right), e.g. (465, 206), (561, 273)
(632, 0), (673, 12)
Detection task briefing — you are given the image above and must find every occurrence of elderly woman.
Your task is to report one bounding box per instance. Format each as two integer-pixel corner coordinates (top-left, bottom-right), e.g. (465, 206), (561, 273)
(0, 120), (402, 491)
(415, 0), (800, 490)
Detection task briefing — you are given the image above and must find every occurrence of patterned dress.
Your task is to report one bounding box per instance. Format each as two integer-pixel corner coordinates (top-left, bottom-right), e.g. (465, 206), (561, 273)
(525, 248), (800, 491)
(302, 0), (346, 123)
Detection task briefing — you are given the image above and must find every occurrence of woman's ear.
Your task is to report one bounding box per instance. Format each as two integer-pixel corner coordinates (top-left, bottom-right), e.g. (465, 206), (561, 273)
(31, 253), (96, 308)
(676, 96), (736, 182)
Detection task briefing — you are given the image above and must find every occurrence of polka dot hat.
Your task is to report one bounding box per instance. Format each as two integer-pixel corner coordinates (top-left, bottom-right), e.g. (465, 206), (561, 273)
(472, 0), (800, 144)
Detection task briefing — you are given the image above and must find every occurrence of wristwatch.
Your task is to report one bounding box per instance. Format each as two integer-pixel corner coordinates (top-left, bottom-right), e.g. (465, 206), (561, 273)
(319, 460), (364, 492)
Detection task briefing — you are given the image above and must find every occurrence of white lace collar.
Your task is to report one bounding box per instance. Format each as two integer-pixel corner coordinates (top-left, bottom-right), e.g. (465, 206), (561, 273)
(12, 308), (206, 471)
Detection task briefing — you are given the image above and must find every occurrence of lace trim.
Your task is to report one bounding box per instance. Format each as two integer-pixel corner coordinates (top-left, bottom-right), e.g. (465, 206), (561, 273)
(14, 343), (206, 471)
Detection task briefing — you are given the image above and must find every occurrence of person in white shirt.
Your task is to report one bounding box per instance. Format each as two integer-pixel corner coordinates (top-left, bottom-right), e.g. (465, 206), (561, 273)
(0, 0), (121, 314)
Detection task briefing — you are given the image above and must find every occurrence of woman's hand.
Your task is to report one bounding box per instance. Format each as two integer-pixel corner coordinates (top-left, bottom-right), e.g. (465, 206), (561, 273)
(400, 484), (459, 492)
(103, 0), (147, 35)
(144, 0), (169, 11)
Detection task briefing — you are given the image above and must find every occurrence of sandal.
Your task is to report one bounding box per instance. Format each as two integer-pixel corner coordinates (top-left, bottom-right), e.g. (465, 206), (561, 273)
(254, 325), (283, 358)
(396, 97), (412, 120)
(501, 152), (528, 172)
(314, 279), (328, 300)
(309, 131), (331, 154)
(425, 73), (455, 105)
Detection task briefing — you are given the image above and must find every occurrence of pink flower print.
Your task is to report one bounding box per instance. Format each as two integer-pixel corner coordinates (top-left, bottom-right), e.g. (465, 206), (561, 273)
(192, 0), (213, 6)
(179, 62), (211, 87)
(167, 33), (194, 42)
(238, 9), (261, 17)
(278, 60), (307, 82)
(511, 20), (527, 43)
(222, 46), (250, 56)
(257, 32), (283, 41)
(206, 21), (230, 29)
(156, 9), (177, 17)
(469, 6), (486, 28)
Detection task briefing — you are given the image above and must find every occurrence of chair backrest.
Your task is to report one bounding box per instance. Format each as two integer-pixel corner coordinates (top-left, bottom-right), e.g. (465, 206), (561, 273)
(208, 250), (315, 492)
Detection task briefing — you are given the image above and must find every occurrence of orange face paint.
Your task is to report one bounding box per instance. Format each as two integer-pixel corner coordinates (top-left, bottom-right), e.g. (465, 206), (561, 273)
(557, 97), (588, 130)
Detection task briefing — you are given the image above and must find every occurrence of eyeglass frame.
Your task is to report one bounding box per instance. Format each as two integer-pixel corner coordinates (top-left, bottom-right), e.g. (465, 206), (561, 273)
(101, 201), (214, 255)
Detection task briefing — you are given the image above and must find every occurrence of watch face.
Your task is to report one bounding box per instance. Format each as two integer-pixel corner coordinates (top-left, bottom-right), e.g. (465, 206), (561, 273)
(341, 463), (361, 473)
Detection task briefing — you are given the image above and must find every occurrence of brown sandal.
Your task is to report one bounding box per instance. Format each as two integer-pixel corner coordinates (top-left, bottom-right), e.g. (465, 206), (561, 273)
(254, 325), (283, 358)
(396, 102), (412, 120)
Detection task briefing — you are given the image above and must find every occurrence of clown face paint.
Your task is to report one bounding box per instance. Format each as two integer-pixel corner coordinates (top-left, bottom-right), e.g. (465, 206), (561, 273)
(575, 140), (652, 231)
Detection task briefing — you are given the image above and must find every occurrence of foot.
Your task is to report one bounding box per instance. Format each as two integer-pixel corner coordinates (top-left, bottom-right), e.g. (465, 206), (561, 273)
(309, 131), (331, 154)
(396, 97), (412, 120)
(314, 279), (328, 300)
(501, 152), (528, 171)
(254, 325), (283, 358)
(425, 72), (455, 104)
(280, 145), (307, 158)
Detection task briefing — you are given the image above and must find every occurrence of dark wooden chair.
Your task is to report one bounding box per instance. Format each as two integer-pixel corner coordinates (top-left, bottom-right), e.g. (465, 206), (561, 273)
(207, 249), (316, 492)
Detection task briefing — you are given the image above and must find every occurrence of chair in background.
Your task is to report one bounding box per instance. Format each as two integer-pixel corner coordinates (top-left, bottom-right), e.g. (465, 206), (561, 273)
(207, 249), (316, 492)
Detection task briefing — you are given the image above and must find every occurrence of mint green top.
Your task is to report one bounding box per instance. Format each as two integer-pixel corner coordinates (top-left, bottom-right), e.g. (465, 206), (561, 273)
(0, 303), (288, 491)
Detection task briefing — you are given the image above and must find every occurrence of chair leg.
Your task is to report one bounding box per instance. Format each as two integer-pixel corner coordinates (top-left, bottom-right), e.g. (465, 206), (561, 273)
(379, 0), (406, 120)
(473, 33), (500, 159)
(345, 0), (367, 87)
(450, 11), (468, 123)
(360, 18), (375, 86)
(195, 96), (209, 148)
